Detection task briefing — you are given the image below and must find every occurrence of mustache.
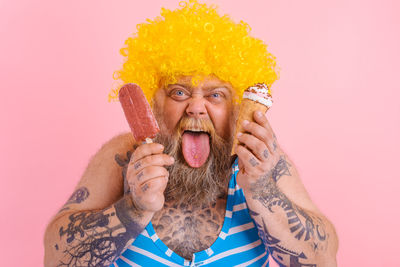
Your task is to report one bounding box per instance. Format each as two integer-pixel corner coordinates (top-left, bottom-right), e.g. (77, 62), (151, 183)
(175, 116), (218, 140)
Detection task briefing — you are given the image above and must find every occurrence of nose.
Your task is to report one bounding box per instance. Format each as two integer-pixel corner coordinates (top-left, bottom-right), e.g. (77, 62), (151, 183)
(186, 94), (208, 119)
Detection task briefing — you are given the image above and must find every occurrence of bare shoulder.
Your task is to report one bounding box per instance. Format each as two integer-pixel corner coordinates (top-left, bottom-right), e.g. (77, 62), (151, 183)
(98, 132), (135, 154)
(55, 132), (136, 216)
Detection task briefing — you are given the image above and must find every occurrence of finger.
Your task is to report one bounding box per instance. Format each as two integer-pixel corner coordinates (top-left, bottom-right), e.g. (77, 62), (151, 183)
(253, 110), (274, 133)
(139, 190), (165, 212)
(136, 176), (168, 212)
(134, 166), (169, 186)
(131, 143), (165, 162)
(254, 111), (280, 152)
(130, 154), (174, 172)
(241, 119), (274, 153)
(140, 175), (168, 194)
(236, 132), (269, 162)
(235, 144), (261, 175)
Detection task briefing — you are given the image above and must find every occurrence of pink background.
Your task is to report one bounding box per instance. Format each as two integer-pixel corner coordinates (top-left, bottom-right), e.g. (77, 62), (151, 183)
(1, 0), (399, 266)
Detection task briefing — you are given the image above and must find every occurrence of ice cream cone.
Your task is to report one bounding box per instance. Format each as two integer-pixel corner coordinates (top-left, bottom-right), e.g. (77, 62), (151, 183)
(231, 83), (273, 155)
(231, 99), (270, 155)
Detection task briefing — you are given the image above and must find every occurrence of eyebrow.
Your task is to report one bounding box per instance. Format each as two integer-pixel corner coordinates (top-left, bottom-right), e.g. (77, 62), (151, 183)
(168, 83), (231, 91)
(204, 85), (230, 91)
(167, 83), (191, 88)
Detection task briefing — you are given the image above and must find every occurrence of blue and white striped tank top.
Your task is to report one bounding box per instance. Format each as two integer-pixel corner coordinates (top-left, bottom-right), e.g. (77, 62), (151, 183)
(111, 159), (269, 266)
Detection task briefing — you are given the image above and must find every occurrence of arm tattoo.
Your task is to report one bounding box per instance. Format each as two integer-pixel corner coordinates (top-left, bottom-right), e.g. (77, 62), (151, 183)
(271, 156), (291, 182)
(58, 187), (90, 213)
(114, 196), (145, 238)
(249, 209), (317, 267)
(58, 210), (123, 266)
(249, 167), (328, 253)
(57, 149), (144, 266)
(58, 197), (144, 266)
(67, 187), (90, 204)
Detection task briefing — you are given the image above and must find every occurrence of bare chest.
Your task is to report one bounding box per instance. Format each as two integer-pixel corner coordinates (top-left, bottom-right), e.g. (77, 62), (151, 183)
(151, 200), (226, 260)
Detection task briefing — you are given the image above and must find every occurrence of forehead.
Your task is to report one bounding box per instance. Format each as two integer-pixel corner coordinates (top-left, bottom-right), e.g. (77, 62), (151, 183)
(170, 75), (234, 92)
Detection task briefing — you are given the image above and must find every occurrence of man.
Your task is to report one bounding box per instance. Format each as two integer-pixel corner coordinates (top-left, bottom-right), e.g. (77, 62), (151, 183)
(44, 1), (338, 266)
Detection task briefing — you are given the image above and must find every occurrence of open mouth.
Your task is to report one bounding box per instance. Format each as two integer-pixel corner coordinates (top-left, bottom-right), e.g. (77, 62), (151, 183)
(183, 129), (211, 137)
(181, 130), (211, 168)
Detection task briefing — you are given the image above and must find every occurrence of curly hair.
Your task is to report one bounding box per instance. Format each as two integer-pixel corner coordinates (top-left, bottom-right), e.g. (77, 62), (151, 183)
(109, 0), (279, 103)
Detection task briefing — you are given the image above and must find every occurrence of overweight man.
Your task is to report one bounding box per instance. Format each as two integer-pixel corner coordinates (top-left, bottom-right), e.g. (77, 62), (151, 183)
(44, 1), (338, 266)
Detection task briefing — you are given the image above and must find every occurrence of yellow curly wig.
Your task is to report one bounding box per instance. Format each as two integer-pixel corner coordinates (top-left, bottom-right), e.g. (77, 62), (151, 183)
(109, 0), (279, 103)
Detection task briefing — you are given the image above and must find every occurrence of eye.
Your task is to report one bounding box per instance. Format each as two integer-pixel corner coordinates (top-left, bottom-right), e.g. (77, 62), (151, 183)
(169, 87), (190, 100)
(175, 90), (185, 96)
(207, 90), (226, 102)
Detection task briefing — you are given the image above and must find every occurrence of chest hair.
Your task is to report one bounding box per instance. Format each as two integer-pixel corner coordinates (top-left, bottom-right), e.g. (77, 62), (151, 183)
(151, 198), (227, 260)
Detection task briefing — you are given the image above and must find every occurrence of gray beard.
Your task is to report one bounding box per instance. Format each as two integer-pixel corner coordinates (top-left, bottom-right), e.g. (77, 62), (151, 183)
(153, 132), (233, 206)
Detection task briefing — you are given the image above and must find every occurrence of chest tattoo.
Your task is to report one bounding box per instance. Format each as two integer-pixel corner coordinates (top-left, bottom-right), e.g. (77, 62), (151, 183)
(151, 200), (226, 260)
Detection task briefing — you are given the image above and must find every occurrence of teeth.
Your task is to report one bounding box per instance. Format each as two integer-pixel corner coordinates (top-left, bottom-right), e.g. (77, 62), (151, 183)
(185, 128), (204, 132)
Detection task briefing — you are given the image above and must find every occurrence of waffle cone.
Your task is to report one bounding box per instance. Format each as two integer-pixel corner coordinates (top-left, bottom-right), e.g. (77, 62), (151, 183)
(231, 99), (270, 155)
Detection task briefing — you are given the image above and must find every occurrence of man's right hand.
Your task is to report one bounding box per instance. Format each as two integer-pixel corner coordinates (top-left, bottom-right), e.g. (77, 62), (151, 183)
(127, 143), (174, 212)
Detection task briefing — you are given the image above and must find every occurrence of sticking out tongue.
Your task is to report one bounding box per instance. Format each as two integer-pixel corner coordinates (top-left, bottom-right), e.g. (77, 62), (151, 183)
(182, 131), (210, 168)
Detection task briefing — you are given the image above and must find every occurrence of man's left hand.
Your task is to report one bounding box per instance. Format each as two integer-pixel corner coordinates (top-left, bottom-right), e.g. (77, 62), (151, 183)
(234, 110), (282, 190)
